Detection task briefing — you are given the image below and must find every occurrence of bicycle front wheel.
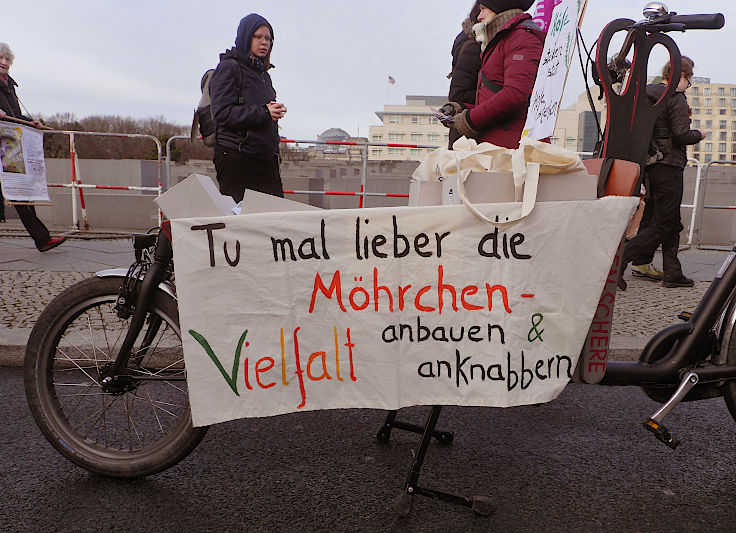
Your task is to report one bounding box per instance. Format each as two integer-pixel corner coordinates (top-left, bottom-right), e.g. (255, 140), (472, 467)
(24, 276), (208, 478)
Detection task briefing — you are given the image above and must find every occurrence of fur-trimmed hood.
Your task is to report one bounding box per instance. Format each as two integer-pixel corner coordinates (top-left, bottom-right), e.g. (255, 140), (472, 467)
(472, 9), (523, 52)
(461, 16), (476, 39)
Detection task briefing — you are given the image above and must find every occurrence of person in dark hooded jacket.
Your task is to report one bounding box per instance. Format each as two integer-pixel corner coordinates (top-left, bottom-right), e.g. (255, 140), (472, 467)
(209, 13), (286, 202)
(438, 0), (543, 149)
(447, 1), (482, 149)
(620, 57), (704, 289)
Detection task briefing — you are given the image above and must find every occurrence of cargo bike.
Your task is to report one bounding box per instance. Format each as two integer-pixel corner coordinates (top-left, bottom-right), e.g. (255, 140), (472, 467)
(23, 6), (730, 516)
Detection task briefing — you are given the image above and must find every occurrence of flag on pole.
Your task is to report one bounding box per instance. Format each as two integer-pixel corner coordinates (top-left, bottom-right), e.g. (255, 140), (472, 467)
(388, 75), (396, 84)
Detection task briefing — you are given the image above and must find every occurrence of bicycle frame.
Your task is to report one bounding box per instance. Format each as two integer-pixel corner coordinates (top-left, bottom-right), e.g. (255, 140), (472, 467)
(602, 245), (736, 385)
(98, 228), (175, 393)
(593, 11), (733, 387)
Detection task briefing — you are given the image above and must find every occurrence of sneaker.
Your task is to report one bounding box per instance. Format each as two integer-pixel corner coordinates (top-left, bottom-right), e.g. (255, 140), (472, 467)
(617, 276), (627, 291)
(38, 236), (67, 252)
(632, 263), (663, 281)
(662, 274), (694, 288)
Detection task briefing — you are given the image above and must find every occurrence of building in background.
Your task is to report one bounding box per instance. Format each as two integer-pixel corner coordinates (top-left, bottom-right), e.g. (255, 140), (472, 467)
(553, 90), (604, 155)
(555, 77), (736, 164)
(368, 95), (449, 161)
(316, 79), (736, 164)
(687, 77), (736, 164)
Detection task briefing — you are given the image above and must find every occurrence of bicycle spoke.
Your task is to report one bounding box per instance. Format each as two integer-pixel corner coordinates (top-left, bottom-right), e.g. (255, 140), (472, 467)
(56, 380), (99, 417)
(53, 349), (100, 386)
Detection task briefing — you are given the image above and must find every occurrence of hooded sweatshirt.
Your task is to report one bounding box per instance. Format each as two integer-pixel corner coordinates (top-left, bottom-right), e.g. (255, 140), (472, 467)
(209, 13), (280, 158)
(449, 17), (482, 104)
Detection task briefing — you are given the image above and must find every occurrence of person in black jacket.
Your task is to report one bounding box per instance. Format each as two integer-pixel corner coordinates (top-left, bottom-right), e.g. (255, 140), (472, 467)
(209, 13), (286, 202)
(447, 1), (482, 149)
(0, 43), (65, 252)
(620, 56), (703, 289)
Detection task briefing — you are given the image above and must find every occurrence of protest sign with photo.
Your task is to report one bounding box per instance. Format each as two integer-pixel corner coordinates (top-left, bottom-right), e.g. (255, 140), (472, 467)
(171, 198), (637, 427)
(0, 121), (51, 204)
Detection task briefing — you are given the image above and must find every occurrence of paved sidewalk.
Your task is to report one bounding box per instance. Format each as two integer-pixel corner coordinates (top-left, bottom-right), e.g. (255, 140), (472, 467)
(0, 220), (730, 366)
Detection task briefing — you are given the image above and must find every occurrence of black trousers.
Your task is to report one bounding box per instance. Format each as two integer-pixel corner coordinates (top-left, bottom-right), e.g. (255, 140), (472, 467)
(624, 163), (684, 279)
(15, 204), (51, 249)
(1, 180), (51, 246)
(213, 146), (283, 203)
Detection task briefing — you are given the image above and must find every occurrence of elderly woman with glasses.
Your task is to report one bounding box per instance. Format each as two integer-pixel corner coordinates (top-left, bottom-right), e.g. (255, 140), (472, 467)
(0, 42), (65, 252)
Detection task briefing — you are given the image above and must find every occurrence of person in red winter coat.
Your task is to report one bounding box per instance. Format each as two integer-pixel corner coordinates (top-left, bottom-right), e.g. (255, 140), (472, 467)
(439, 0), (544, 149)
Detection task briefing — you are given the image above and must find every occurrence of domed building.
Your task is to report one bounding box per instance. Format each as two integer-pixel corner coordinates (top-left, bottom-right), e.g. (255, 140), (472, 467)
(318, 127), (351, 143)
(317, 128), (351, 154)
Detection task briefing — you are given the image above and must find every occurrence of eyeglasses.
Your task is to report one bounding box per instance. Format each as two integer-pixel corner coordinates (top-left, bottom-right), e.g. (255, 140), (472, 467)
(682, 74), (692, 88)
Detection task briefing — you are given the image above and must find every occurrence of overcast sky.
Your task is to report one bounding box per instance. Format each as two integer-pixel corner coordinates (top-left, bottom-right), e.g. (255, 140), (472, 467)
(3, 0), (732, 140)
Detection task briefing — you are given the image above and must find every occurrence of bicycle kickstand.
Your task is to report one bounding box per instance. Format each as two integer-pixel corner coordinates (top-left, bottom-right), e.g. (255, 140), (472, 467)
(376, 409), (454, 444)
(394, 406), (494, 518)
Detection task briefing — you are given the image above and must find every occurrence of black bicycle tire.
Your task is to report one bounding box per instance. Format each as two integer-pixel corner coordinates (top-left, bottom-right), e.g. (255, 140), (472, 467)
(24, 276), (208, 478)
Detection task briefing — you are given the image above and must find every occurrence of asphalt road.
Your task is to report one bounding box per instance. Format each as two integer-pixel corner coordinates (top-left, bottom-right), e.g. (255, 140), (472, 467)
(3, 366), (736, 533)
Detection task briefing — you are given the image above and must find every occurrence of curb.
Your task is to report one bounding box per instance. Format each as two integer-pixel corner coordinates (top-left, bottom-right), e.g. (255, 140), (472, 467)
(0, 329), (31, 367)
(0, 220), (139, 240)
(0, 228), (134, 240)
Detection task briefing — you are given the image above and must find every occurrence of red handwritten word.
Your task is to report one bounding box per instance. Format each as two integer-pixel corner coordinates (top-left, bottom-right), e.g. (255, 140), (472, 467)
(240, 326), (357, 409)
(191, 326), (357, 409)
(308, 265), (515, 315)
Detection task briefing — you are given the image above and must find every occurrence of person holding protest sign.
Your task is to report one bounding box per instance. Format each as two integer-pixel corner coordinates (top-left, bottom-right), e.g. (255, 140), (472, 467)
(620, 57), (704, 290)
(210, 13), (286, 203)
(437, 0), (544, 149)
(447, 1), (482, 149)
(0, 43), (65, 252)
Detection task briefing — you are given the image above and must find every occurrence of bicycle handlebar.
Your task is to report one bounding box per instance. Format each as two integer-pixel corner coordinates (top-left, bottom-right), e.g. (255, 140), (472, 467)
(633, 13), (725, 32)
(668, 13), (725, 30)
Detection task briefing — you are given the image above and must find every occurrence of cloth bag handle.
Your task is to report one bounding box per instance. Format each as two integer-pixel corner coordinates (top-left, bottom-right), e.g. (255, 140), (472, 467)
(411, 136), (584, 228)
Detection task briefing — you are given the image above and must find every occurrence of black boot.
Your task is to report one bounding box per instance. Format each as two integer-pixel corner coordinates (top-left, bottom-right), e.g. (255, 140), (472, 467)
(661, 246), (693, 287)
(663, 274), (694, 288)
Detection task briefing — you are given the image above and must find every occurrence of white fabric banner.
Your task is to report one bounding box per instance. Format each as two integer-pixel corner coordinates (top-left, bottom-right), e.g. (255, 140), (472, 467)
(171, 198), (637, 427)
(0, 122), (50, 203)
(523, 0), (588, 140)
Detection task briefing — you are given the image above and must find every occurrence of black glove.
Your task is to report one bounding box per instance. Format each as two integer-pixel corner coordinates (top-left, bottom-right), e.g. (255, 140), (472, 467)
(437, 102), (464, 127)
(439, 102), (463, 116)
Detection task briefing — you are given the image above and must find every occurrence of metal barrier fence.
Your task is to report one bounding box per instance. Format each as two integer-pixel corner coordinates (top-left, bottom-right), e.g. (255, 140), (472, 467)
(695, 160), (736, 250)
(165, 140), (704, 245)
(683, 157), (702, 247)
(44, 130), (163, 230)
(165, 135), (444, 207)
(13, 130), (706, 240)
